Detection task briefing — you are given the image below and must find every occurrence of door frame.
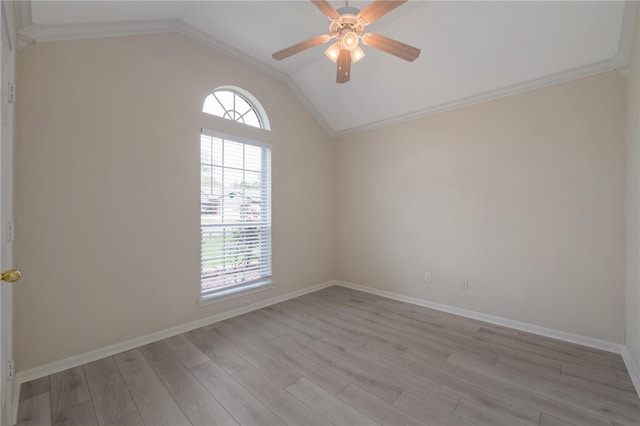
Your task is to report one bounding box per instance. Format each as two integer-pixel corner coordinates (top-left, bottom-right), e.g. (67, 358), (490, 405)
(0, 1), (16, 425)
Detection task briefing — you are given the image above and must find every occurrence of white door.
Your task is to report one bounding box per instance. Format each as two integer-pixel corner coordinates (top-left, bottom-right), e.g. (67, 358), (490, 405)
(0, 2), (16, 425)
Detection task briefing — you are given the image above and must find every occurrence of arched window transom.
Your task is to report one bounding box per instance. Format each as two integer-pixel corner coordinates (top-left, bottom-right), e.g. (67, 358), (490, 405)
(203, 87), (270, 130)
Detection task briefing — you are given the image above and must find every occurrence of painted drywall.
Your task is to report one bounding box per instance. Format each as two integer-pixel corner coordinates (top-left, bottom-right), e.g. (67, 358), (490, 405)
(626, 5), (640, 371)
(13, 33), (334, 371)
(336, 72), (626, 343)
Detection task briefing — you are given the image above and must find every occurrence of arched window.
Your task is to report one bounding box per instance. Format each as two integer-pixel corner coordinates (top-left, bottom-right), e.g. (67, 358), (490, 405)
(203, 86), (270, 130)
(200, 86), (272, 303)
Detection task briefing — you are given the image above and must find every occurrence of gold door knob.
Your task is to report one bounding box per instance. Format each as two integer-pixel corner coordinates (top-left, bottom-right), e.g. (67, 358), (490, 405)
(0, 269), (21, 283)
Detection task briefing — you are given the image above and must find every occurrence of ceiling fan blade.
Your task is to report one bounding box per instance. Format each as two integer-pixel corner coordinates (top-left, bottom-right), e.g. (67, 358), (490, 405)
(272, 35), (331, 60)
(359, 0), (407, 24)
(311, 0), (340, 20)
(361, 33), (420, 61)
(336, 49), (351, 83)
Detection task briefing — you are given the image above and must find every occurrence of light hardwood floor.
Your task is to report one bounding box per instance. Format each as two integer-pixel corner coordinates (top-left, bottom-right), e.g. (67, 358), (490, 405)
(16, 286), (640, 426)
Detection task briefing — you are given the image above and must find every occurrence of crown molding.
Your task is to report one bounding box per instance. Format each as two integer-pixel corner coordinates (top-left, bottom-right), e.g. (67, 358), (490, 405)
(17, 17), (336, 137)
(173, 21), (336, 137)
(15, 5), (630, 140)
(616, 1), (638, 67)
(16, 34), (33, 51)
(14, 0), (31, 31)
(19, 19), (184, 43)
(333, 58), (616, 139)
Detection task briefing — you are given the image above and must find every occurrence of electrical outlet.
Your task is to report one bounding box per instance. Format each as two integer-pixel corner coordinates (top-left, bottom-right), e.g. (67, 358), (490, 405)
(461, 279), (469, 290)
(425, 272), (432, 283)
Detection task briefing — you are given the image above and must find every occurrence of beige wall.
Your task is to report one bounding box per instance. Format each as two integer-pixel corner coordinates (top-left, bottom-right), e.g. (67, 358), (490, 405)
(13, 28), (632, 373)
(626, 6), (640, 370)
(13, 33), (335, 371)
(336, 72), (626, 343)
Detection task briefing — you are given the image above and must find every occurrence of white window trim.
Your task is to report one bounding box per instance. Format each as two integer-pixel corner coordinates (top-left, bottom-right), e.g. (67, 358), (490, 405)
(198, 279), (273, 307)
(201, 128), (272, 150)
(199, 128), (272, 305)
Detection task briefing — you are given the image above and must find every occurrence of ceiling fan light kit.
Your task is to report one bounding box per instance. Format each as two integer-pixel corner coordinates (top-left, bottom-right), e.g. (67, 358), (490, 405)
(272, 0), (421, 84)
(325, 42), (366, 64)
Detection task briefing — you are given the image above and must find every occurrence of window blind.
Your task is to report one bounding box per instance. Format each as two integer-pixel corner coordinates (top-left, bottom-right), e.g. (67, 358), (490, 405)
(200, 133), (272, 297)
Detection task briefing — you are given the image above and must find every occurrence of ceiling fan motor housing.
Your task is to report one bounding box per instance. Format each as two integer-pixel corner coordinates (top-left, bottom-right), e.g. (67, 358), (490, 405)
(329, 12), (365, 39)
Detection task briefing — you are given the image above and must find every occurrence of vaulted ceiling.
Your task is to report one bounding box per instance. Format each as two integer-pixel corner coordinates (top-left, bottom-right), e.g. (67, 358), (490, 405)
(17, 1), (636, 136)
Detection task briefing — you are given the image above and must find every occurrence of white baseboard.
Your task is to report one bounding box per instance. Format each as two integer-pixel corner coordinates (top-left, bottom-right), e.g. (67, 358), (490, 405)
(11, 378), (19, 426)
(14, 277), (640, 418)
(13, 280), (335, 389)
(621, 346), (640, 396)
(335, 280), (640, 396)
(335, 281), (625, 354)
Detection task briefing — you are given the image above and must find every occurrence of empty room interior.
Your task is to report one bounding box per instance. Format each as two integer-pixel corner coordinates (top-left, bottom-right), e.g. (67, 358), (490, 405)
(4, 0), (640, 425)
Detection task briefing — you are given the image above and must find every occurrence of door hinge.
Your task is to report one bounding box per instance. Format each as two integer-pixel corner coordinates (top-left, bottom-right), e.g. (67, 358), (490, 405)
(7, 360), (14, 380)
(8, 84), (15, 103)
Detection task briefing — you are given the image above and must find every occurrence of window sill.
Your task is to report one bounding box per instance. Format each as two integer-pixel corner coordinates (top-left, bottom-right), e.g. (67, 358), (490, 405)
(198, 280), (273, 307)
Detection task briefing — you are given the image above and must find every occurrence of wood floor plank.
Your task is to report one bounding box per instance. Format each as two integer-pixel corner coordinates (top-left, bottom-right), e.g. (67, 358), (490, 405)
(103, 412), (145, 426)
(311, 337), (461, 408)
(186, 327), (250, 375)
(17, 392), (51, 426)
(256, 306), (322, 344)
(479, 328), (623, 372)
(493, 353), (640, 410)
(228, 312), (283, 340)
(114, 349), (190, 426)
(446, 347), (638, 425)
(233, 366), (332, 426)
(327, 288), (447, 329)
(494, 350), (563, 376)
(225, 324), (349, 395)
(84, 357), (138, 426)
(275, 335), (403, 403)
(561, 363), (636, 394)
(292, 294), (414, 352)
(539, 413), (576, 426)
(478, 325), (520, 338)
(286, 377), (380, 426)
(379, 343), (611, 426)
(213, 323), (302, 388)
(393, 354), (542, 426)
(19, 376), (50, 402)
(336, 384), (427, 426)
(190, 360), (285, 426)
(17, 286), (640, 426)
(163, 334), (210, 368)
(52, 399), (98, 426)
(283, 296), (382, 347)
(516, 331), (626, 369)
(617, 369), (635, 387)
(358, 340), (411, 358)
(249, 307), (317, 344)
(303, 293), (489, 365)
(392, 391), (472, 426)
(142, 348), (239, 426)
(50, 366), (91, 412)
(454, 398), (526, 426)
(138, 340), (174, 364)
(265, 302), (366, 351)
(311, 290), (445, 336)
(326, 292), (594, 376)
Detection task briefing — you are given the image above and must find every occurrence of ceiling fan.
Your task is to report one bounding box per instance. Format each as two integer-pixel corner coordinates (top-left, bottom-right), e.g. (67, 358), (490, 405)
(272, 0), (421, 84)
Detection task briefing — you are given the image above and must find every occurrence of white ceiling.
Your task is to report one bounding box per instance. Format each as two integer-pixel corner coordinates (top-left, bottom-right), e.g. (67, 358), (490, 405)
(18, 1), (635, 136)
